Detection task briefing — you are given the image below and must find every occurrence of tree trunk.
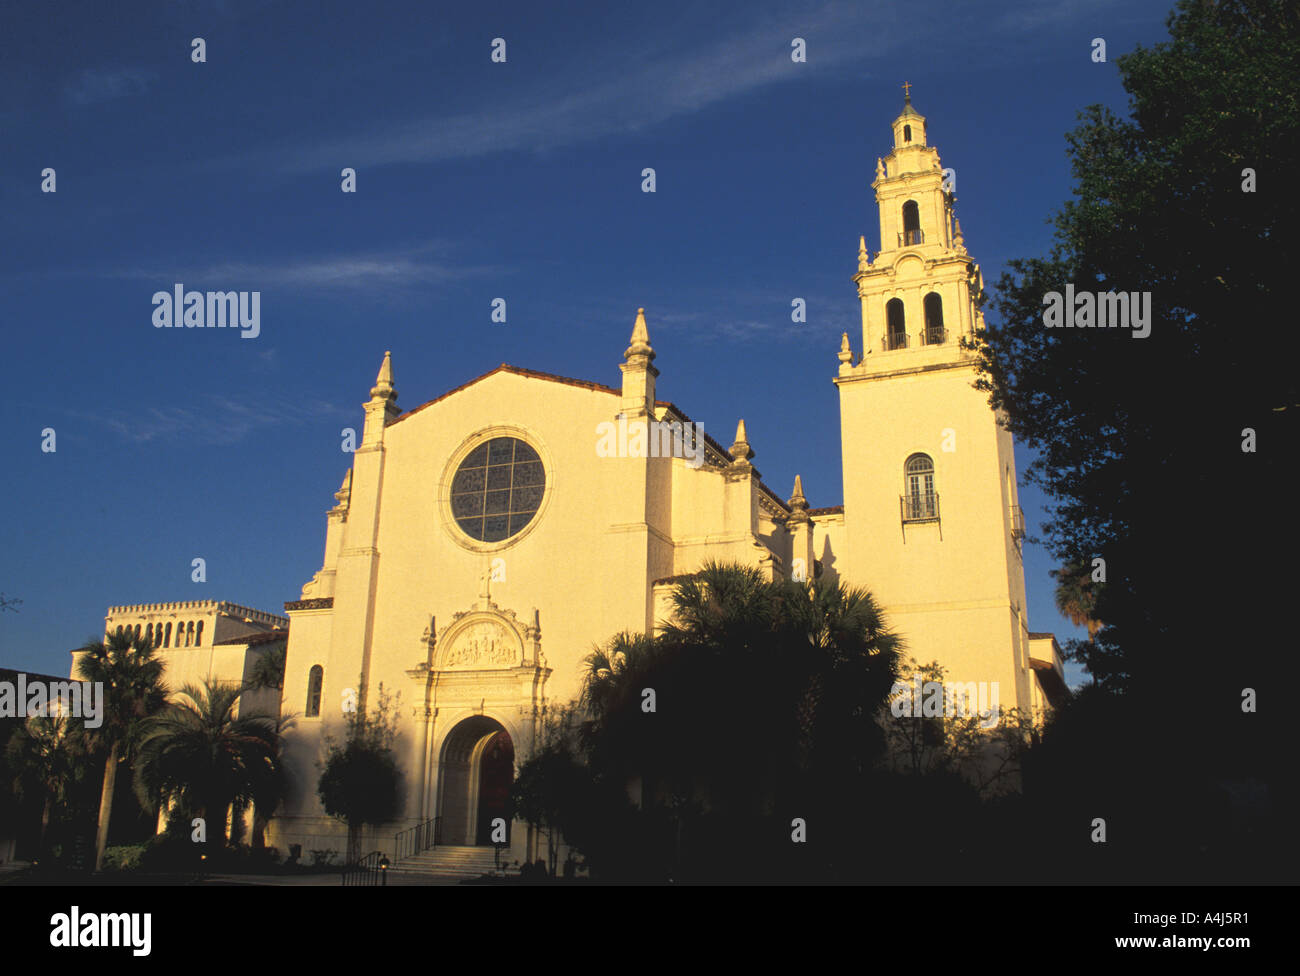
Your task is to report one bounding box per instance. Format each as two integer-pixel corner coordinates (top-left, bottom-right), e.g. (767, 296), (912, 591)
(251, 803), (266, 849)
(39, 796), (51, 852)
(348, 822), (361, 865)
(93, 743), (118, 872)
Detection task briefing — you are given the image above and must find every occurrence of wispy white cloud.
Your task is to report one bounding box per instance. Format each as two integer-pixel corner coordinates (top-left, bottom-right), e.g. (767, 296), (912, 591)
(230, 5), (888, 173)
(224, 0), (1115, 175)
(96, 242), (498, 290)
(638, 304), (854, 342)
(64, 67), (157, 105)
(69, 394), (353, 446)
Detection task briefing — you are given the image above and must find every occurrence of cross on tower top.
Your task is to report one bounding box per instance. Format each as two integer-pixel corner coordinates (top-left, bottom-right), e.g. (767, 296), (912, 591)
(902, 81), (912, 102)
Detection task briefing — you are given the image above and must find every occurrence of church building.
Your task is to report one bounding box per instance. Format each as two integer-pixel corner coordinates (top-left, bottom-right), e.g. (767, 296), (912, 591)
(268, 92), (1065, 861)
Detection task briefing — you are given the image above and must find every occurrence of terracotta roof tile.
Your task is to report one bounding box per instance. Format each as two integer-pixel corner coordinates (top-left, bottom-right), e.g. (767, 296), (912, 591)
(214, 631), (288, 646)
(808, 505), (844, 516)
(285, 597), (334, 611)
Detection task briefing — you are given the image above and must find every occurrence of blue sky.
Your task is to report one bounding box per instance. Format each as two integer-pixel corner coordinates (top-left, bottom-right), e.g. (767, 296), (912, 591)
(0, 0), (1175, 684)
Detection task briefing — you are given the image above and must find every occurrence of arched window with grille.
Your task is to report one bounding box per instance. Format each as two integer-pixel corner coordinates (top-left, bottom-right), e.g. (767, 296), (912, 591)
(186, 621), (195, 647)
(903, 453), (938, 520)
(886, 298), (907, 350)
(306, 666), (324, 718)
(194, 620), (204, 646)
(923, 293), (945, 344)
(901, 200), (922, 245)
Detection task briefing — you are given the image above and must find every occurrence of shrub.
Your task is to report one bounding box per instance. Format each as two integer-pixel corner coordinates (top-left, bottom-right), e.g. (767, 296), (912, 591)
(101, 844), (148, 873)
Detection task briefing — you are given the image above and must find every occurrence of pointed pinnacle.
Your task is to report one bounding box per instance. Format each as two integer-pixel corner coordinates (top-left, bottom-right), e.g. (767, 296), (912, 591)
(729, 419), (754, 461)
(624, 307), (655, 360)
(370, 350), (396, 399)
(789, 474), (809, 509)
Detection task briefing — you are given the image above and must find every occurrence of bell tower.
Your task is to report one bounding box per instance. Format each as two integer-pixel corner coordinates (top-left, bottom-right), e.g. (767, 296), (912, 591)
(835, 87), (1036, 714)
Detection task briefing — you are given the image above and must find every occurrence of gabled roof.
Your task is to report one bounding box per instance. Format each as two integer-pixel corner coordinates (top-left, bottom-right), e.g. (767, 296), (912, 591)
(390, 364), (622, 428)
(388, 363), (793, 514)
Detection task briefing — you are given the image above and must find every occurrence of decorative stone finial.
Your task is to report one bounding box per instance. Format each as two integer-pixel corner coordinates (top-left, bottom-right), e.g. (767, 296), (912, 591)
(876, 157), (885, 181)
(370, 350), (396, 400)
(858, 235), (870, 273)
(838, 332), (854, 365)
(730, 419), (754, 461)
(332, 469), (352, 510)
(953, 217), (966, 252)
(785, 475), (806, 512)
(624, 307), (655, 361)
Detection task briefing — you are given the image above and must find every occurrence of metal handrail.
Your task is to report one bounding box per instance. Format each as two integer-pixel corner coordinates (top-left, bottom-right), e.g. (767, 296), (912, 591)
(342, 850), (385, 887)
(923, 327), (947, 345)
(884, 331), (909, 351)
(897, 229), (925, 246)
(394, 816), (441, 862)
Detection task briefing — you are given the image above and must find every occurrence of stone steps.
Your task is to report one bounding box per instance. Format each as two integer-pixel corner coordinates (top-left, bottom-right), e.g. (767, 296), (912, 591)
(395, 845), (502, 882)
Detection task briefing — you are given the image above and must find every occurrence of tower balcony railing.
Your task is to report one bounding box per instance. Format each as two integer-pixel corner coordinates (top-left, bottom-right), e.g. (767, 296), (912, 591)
(1010, 504), (1026, 542)
(901, 492), (940, 522)
(898, 229), (925, 246)
(884, 330), (908, 351)
(922, 327), (947, 345)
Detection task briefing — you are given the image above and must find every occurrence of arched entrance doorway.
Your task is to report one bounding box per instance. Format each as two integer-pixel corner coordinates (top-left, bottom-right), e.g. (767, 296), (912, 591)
(437, 716), (514, 846)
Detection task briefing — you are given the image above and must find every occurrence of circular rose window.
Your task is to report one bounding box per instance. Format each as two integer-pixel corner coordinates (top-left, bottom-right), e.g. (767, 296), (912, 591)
(449, 437), (546, 543)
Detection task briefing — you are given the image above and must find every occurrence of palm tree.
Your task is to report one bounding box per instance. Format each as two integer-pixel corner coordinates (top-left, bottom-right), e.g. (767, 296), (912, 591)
(133, 679), (282, 847)
(583, 562), (903, 814)
(1051, 560), (1103, 638)
(5, 714), (87, 852)
(771, 574), (904, 776)
(75, 629), (167, 872)
(245, 643), (286, 691)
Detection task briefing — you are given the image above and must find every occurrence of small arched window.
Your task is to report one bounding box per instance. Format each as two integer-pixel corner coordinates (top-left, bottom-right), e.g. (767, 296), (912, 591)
(164, 622), (172, 647)
(923, 293), (945, 344)
(903, 124), (912, 143)
(187, 621), (195, 647)
(901, 200), (922, 245)
(195, 620), (204, 646)
(145, 623), (154, 646)
(904, 453), (937, 520)
(306, 666), (324, 718)
(886, 298), (906, 350)
(134, 624), (142, 643)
